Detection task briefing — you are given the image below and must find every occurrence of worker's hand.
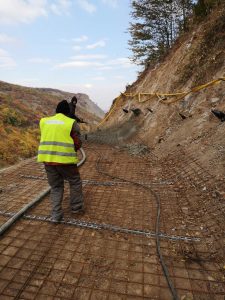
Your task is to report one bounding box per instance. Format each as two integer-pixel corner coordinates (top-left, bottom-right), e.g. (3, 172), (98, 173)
(75, 145), (81, 151)
(71, 132), (82, 151)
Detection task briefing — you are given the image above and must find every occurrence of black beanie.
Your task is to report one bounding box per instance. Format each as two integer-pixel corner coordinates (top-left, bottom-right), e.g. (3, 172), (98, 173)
(56, 100), (70, 115)
(71, 96), (78, 104)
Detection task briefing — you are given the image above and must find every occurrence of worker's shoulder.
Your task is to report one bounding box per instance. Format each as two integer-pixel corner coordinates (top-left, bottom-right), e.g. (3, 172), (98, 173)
(40, 115), (50, 122)
(64, 115), (77, 125)
(40, 114), (56, 122)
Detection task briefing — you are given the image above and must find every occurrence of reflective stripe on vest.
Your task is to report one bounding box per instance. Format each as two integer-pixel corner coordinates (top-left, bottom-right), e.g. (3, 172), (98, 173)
(39, 141), (75, 148)
(38, 150), (77, 157)
(37, 113), (79, 164)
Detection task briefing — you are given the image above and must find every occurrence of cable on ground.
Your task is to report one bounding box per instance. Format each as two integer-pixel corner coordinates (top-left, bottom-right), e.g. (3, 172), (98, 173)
(91, 146), (179, 300)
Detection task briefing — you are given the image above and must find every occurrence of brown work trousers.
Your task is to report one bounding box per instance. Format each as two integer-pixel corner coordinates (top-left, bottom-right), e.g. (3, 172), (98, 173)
(44, 164), (83, 219)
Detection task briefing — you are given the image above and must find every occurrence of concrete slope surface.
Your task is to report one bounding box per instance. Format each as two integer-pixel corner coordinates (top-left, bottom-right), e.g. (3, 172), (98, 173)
(100, 4), (225, 179)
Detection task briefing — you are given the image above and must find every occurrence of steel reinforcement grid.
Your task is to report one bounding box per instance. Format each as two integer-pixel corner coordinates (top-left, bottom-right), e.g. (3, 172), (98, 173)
(0, 134), (224, 299)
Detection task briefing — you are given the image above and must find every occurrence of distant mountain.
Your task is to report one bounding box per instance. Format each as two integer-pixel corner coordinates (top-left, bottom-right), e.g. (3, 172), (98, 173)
(36, 88), (104, 120)
(0, 80), (104, 167)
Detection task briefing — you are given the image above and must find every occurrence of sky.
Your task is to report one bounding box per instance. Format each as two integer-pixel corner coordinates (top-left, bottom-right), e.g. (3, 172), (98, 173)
(0, 0), (141, 111)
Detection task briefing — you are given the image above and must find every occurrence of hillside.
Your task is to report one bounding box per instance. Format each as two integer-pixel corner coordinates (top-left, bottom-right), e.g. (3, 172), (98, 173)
(0, 81), (104, 167)
(98, 3), (225, 179)
(37, 88), (104, 121)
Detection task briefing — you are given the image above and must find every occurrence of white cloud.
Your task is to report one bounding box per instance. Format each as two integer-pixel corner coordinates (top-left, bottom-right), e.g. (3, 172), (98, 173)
(114, 75), (124, 80)
(0, 33), (17, 44)
(28, 57), (51, 64)
(55, 60), (102, 68)
(55, 56), (135, 70)
(0, 0), (72, 24)
(98, 65), (113, 70)
(92, 76), (105, 81)
(86, 40), (106, 49)
(70, 54), (107, 60)
(77, 0), (96, 14)
(50, 0), (72, 15)
(98, 57), (133, 70)
(108, 57), (132, 66)
(60, 35), (88, 44)
(84, 83), (93, 88)
(72, 45), (83, 51)
(101, 0), (118, 8)
(0, 48), (16, 68)
(0, 0), (47, 24)
(72, 35), (88, 43)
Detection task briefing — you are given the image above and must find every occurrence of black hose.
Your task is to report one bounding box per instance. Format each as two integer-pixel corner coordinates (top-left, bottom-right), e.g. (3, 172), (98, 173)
(92, 147), (179, 300)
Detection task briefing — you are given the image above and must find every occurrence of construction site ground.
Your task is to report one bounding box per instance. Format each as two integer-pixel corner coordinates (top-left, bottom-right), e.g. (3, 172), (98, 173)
(0, 140), (224, 300)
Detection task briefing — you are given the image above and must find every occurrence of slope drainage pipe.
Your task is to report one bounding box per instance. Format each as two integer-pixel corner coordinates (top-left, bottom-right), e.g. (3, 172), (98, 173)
(0, 147), (86, 236)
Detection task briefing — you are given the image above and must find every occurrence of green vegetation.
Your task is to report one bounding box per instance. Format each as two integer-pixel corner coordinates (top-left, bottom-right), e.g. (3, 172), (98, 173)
(2, 107), (28, 126)
(0, 81), (59, 167)
(0, 101), (40, 165)
(0, 126), (40, 165)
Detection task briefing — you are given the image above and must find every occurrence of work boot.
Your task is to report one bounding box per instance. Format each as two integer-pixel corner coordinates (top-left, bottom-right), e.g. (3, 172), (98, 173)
(50, 214), (63, 223)
(71, 205), (85, 214)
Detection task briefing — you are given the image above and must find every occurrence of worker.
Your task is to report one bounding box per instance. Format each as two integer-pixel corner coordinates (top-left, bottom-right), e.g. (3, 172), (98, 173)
(37, 100), (84, 222)
(69, 95), (85, 123)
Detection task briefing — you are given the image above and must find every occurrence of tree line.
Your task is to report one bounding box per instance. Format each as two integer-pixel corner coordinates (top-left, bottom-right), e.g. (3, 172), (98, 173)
(128, 0), (223, 67)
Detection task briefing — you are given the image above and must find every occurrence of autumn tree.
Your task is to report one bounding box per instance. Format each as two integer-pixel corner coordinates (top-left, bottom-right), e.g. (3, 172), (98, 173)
(128, 0), (193, 66)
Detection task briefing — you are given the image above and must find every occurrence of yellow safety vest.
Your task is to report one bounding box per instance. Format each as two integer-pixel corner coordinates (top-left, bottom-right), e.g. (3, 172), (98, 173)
(37, 113), (79, 164)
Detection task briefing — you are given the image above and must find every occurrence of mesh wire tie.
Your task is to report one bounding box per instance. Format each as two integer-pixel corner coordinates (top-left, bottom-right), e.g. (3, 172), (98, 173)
(20, 214), (201, 242)
(24, 214), (37, 219)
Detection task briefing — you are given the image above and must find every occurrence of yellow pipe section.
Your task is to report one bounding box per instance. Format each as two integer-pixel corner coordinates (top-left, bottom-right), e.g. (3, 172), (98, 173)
(97, 77), (225, 127)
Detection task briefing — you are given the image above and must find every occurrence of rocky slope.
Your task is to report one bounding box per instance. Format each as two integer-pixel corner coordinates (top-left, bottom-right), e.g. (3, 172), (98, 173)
(98, 4), (225, 179)
(0, 80), (104, 167)
(37, 88), (104, 121)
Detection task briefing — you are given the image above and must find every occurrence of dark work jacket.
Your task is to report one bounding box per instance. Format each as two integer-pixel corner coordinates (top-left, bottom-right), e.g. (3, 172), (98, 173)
(68, 102), (82, 123)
